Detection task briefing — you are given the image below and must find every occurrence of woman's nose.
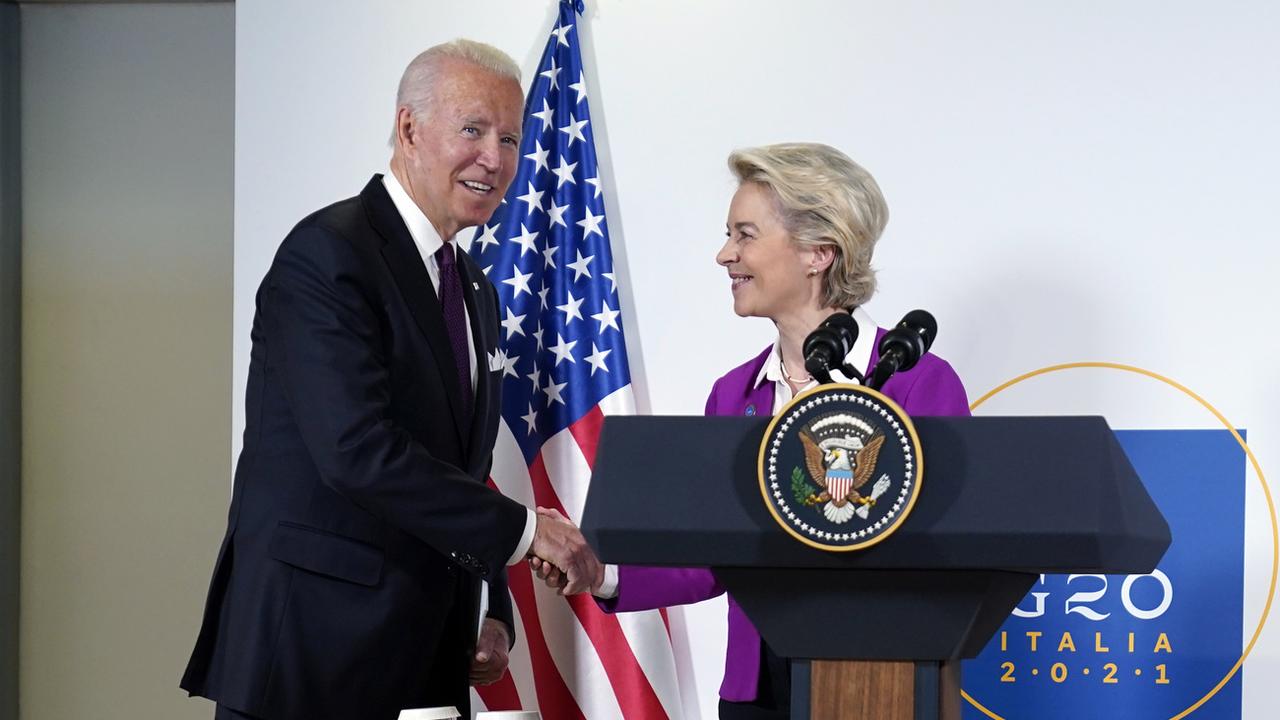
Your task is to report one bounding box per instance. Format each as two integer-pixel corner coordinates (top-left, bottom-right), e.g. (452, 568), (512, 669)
(716, 238), (737, 266)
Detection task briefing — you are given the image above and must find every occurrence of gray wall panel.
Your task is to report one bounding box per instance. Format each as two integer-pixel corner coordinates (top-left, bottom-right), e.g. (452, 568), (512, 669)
(20, 4), (232, 718)
(1, 6), (21, 720)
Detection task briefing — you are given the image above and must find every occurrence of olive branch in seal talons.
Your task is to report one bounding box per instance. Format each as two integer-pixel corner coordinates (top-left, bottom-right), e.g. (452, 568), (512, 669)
(790, 467), (821, 506)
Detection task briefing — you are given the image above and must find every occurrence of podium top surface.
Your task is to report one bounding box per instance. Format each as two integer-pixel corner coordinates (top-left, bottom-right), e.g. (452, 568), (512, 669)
(581, 415), (1170, 574)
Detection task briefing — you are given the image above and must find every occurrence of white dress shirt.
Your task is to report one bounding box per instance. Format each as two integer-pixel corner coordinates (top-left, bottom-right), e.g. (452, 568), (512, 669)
(754, 306), (879, 404)
(381, 172), (537, 573)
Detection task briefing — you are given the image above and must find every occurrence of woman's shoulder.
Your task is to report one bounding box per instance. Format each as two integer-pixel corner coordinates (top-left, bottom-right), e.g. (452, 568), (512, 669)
(873, 331), (970, 417)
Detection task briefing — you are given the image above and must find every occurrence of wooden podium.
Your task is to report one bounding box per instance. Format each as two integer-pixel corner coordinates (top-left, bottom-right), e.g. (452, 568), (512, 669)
(580, 415), (1171, 719)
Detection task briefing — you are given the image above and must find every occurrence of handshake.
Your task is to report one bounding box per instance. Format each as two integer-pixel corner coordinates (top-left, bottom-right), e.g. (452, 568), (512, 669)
(527, 506), (604, 596)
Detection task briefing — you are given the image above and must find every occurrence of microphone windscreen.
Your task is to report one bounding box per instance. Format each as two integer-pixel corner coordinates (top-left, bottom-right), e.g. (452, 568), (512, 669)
(900, 309), (937, 351)
(824, 312), (858, 333)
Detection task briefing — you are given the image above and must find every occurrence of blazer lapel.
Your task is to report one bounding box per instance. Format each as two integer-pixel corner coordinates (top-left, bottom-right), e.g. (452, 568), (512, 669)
(742, 346), (776, 417)
(749, 376), (775, 417)
(361, 176), (469, 440)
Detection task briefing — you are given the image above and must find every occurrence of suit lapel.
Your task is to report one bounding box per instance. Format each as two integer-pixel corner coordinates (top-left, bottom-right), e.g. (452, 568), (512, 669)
(458, 254), (496, 472)
(361, 176), (469, 441)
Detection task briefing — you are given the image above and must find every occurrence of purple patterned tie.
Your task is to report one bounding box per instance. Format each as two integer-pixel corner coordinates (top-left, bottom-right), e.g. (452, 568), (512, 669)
(435, 242), (473, 421)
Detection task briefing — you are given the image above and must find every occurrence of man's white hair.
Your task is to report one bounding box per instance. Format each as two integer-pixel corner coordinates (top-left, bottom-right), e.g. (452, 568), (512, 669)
(390, 38), (522, 146)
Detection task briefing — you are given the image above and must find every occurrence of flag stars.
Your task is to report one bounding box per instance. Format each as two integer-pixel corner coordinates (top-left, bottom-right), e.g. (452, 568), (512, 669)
(509, 223), (539, 258)
(577, 206), (605, 239)
(530, 98), (554, 133)
(516, 182), (545, 218)
(471, 33), (630, 448)
(475, 222), (501, 252)
(551, 159), (577, 189)
(569, 71), (588, 104)
(523, 139), (550, 174)
(499, 349), (520, 378)
(591, 300), (621, 333)
(547, 199), (569, 229)
(521, 403), (538, 435)
(567, 249), (595, 281)
(585, 343), (612, 375)
(549, 333), (578, 365)
(556, 289), (585, 323)
(551, 23), (573, 47)
(559, 113), (589, 147)
(500, 307), (526, 339)
(502, 265), (533, 297)
(541, 376), (568, 406)
(540, 57), (561, 90)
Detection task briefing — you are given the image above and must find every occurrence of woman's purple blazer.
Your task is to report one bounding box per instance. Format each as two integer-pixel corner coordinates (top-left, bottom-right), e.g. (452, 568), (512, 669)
(596, 328), (972, 701)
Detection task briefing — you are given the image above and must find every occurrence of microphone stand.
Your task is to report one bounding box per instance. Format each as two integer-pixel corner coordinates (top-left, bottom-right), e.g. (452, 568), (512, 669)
(806, 360), (865, 387)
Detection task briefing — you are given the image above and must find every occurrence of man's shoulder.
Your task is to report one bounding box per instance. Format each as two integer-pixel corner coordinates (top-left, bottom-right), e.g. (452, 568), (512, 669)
(292, 193), (368, 242)
(273, 188), (380, 261)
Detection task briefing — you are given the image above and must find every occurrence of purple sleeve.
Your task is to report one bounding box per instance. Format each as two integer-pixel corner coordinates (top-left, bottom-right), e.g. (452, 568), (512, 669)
(595, 383), (730, 614)
(596, 565), (725, 613)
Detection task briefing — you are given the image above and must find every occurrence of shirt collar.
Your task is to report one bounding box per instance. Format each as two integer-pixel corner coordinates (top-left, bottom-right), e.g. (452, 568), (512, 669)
(754, 307), (879, 389)
(382, 169), (451, 259)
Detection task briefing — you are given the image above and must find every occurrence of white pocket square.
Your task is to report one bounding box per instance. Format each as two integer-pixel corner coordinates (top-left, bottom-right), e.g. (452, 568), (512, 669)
(487, 349), (503, 372)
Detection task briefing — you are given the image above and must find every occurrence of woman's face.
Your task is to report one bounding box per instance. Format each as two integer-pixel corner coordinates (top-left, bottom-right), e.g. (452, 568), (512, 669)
(717, 183), (817, 319)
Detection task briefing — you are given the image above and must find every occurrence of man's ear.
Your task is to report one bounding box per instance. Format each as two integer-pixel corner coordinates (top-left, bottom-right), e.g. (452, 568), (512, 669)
(394, 107), (416, 151)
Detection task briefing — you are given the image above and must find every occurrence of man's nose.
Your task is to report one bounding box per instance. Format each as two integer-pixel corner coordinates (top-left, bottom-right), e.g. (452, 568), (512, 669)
(476, 141), (502, 173)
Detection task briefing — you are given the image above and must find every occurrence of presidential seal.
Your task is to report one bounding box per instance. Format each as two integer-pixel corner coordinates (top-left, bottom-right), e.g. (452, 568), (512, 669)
(758, 384), (922, 551)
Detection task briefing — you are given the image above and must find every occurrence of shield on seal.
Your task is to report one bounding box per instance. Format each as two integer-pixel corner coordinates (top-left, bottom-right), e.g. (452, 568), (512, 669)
(825, 469), (854, 504)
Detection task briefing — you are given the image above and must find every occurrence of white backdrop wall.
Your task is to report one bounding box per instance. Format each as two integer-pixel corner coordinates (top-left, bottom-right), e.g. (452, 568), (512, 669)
(235, 2), (1279, 718)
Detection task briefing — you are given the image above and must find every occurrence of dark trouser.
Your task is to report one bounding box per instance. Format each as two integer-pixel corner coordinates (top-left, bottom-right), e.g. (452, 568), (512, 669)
(719, 639), (791, 719)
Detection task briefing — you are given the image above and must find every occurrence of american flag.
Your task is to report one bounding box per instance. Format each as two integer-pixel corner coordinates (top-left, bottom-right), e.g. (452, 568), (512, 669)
(465, 2), (685, 718)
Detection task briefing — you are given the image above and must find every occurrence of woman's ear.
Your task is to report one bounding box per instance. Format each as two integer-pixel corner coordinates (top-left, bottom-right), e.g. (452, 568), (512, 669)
(810, 243), (837, 274)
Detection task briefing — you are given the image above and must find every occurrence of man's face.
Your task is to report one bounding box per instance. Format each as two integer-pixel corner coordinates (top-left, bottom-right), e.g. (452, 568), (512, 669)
(400, 60), (524, 239)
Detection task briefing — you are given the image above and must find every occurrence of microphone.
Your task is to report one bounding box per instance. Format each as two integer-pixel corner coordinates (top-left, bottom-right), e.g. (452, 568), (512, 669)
(803, 312), (859, 384)
(867, 310), (937, 391)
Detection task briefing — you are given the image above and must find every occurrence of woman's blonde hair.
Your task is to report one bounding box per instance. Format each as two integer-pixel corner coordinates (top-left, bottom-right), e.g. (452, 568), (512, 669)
(728, 143), (888, 308)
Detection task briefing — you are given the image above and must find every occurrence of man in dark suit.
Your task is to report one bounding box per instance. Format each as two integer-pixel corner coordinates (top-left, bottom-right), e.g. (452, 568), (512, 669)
(180, 39), (600, 720)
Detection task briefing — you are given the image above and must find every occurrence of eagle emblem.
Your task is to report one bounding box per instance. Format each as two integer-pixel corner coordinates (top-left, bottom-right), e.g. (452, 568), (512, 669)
(798, 414), (891, 524)
(759, 384), (920, 552)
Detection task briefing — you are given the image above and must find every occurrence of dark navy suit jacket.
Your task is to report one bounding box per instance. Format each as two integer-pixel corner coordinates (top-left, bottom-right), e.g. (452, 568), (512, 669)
(181, 176), (527, 719)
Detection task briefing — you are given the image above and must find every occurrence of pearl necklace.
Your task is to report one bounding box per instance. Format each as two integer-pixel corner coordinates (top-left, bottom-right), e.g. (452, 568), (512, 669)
(781, 359), (812, 386)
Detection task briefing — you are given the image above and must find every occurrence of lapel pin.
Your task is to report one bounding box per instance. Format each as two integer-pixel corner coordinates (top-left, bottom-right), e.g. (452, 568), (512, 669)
(745, 404), (757, 416)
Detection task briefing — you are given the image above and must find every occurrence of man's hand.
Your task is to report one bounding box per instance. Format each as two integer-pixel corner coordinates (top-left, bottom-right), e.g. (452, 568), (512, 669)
(529, 556), (568, 592)
(470, 618), (511, 686)
(528, 506), (602, 595)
